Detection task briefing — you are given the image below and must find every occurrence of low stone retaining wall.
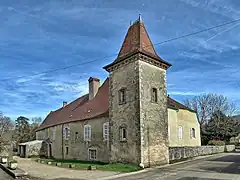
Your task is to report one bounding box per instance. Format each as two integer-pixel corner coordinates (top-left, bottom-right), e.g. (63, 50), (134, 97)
(224, 145), (235, 152)
(169, 145), (235, 163)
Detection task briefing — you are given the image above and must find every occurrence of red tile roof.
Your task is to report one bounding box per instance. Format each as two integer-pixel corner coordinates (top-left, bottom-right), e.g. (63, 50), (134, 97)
(117, 18), (159, 59)
(37, 78), (109, 131)
(37, 78), (195, 131)
(104, 17), (171, 70)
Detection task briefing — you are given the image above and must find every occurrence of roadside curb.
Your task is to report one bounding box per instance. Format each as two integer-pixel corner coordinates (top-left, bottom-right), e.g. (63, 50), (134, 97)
(97, 153), (226, 180)
(0, 162), (28, 179)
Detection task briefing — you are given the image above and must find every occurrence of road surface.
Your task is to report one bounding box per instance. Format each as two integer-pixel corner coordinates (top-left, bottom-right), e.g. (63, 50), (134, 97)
(111, 152), (240, 180)
(0, 168), (13, 180)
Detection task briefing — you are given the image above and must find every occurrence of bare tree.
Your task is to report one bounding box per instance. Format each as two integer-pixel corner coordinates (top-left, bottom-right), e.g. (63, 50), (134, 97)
(0, 112), (13, 137)
(184, 93), (237, 126)
(31, 117), (42, 126)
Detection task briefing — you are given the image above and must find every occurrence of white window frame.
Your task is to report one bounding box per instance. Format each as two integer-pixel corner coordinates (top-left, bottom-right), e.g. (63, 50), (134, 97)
(84, 124), (91, 141)
(103, 122), (109, 140)
(178, 126), (183, 139)
(63, 124), (70, 140)
(88, 148), (97, 160)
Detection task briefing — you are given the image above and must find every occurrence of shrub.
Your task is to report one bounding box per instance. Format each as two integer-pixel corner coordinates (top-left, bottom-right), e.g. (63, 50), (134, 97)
(208, 140), (225, 146)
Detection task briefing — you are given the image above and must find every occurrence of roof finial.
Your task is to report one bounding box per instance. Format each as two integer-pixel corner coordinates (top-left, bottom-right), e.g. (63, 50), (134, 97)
(130, 20), (132, 26)
(139, 13), (142, 22)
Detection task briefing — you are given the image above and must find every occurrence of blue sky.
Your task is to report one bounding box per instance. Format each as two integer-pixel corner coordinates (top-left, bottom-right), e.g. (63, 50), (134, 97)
(0, 0), (240, 120)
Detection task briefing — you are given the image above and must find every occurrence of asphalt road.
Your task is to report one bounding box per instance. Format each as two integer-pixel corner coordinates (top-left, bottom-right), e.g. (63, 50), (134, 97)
(0, 168), (14, 180)
(111, 152), (240, 180)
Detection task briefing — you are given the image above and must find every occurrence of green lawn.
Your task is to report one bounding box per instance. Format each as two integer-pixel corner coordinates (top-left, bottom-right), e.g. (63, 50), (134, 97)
(36, 158), (141, 172)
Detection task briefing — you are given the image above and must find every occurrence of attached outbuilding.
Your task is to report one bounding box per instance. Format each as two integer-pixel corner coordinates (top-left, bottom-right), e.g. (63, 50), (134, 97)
(18, 140), (43, 158)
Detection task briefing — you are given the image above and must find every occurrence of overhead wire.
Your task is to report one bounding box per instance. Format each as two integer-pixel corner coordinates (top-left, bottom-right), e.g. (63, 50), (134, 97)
(1, 17), (240, 82)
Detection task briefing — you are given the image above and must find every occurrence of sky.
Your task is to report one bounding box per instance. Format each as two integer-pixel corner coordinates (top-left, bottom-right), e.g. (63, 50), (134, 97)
(0, 0), (240, 120)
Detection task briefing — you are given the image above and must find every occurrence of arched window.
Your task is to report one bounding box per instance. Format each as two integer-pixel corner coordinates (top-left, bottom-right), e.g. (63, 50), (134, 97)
(190, 128), (196, 138)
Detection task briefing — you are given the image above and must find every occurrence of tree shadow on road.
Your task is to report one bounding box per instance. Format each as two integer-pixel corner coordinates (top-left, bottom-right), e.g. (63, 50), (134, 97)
(198, 154), (240, 175)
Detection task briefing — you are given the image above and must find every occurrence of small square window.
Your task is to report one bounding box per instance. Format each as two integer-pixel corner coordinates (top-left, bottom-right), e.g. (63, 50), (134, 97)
(89, 149), (97, 160)
(151, 88), (158, 103)
(119, 88), (126, 104)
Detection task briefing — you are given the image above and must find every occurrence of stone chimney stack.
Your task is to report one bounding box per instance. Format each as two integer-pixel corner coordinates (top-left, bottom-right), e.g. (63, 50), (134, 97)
(63, 101), (68, 107)
(88, 77), (100, 100)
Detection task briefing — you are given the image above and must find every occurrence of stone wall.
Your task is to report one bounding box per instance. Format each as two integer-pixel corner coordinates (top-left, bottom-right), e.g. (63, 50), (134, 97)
(224, 145), (235, 152)
(138, 60), (169, 167)
(26, 142), (43, 157)
(109, 59), (141, 164)
(169, 145), (235, 162)
(36, 117), (110, 162)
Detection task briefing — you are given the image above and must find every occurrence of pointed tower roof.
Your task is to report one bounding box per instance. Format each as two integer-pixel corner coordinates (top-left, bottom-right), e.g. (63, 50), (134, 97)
(117, 15), (159, 60)
(104, 16), (171, 71)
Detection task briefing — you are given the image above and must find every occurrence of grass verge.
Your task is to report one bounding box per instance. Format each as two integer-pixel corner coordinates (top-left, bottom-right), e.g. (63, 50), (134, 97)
(36, 158), (141, 172)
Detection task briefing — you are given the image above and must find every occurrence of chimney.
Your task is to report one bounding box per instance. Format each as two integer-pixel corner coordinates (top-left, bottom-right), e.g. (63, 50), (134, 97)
(63, 101), (68, 107)
(88, 77), (100, 100)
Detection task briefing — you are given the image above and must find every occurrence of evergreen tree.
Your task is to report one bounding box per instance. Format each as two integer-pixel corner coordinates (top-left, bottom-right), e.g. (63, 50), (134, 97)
(14, 116), (32, 143)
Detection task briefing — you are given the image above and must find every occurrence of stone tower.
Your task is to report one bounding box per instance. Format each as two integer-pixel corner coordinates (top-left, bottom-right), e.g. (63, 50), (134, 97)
(104, 16), (171, 167)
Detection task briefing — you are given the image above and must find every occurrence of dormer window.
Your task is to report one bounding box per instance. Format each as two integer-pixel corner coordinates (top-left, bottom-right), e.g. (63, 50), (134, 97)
(119, 88), (126, 104)
(151, 88), (158, 103)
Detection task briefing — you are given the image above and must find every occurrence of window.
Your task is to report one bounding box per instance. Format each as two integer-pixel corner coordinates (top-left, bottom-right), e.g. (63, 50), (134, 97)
(88, 149), (97, 160)
(120, 127), (127, 141)
(52, 126), (56, 140)
(63, 124), (70, 140)
(84, 125), (91, 141)
(66, 147), (69, 155)
(103, 122), (109, 140)
(178, 126), (183, 139)
(151, 88), (158, 103)
(119, 88), (126, 104)
(65, 128), (68, 139)
(190, 128), (196, 138)
(75, 132), (79, 141)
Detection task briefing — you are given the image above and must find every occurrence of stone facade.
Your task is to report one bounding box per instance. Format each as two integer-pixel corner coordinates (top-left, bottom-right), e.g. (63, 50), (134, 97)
(35, 17), (201, 166)
(138, 60), (169, 166)
(108, 60), (140, 164)
(36, 117), (110, 162)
